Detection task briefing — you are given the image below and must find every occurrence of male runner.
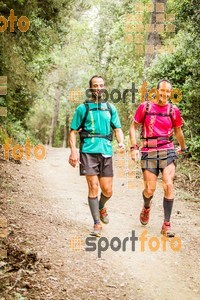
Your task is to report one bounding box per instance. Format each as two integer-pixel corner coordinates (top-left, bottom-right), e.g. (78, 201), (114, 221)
(69, 75), (125, 236)
(129, 79), (186, 237)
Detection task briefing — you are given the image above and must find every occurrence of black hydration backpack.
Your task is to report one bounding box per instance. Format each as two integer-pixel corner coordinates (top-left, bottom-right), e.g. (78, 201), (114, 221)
(78, 101), (115, 148)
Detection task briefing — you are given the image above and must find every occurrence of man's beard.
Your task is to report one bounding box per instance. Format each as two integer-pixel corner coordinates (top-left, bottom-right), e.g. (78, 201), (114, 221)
(92, 90), (104, 101)
(158, 95), (169, 104)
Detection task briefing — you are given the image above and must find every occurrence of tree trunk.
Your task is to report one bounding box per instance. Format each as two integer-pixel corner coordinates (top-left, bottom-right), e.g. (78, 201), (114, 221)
(144, 0), (167, 69)
(63, 114), (70, 148)
(49, 87), (61, 146)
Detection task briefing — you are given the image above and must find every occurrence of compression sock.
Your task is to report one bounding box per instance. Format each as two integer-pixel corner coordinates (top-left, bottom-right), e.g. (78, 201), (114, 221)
(99, 193), (111, 210)
(88, 196), (100, 224)
(143, 192), (153, 209)
(163, 197), (174, 222)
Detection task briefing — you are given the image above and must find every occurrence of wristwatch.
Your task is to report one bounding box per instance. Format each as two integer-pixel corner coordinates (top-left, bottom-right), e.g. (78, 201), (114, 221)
(130, 145), (139, 150)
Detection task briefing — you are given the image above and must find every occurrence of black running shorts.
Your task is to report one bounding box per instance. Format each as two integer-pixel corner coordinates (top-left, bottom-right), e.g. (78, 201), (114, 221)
(141, 149), (177, 176)
(80, 153), (113, 177)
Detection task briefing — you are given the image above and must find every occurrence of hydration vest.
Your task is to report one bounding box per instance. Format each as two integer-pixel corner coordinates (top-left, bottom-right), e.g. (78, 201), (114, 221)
(78, 102), (114, 149)
(141, 101), (174, 146)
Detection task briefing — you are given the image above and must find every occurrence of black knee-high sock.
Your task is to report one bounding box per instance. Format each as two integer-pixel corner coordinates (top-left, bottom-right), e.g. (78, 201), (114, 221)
(88, 197), (100, 224)
(143, 192), (153, 209)
(99, 193), (111, 210)
(163, 197), (174, 222)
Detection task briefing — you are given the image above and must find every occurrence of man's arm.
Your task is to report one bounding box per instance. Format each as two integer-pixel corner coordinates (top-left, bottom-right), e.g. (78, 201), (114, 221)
(174, 127), (187, 153)
(114, 128), (125, 150)
(68, 104), (85, 167)
(110, 105), (125, 150)
(129, 120), (140, 146)
(129, 120), (140, 161)
(69, 130), (79, 167)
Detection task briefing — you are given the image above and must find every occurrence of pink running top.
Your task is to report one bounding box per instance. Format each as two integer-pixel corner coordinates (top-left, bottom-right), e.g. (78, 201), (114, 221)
(134, 102), (183, 152)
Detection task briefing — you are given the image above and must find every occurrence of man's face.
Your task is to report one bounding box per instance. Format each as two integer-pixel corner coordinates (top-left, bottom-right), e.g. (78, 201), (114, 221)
(158, 81), (172, 104)
(90, 77), (105, 101)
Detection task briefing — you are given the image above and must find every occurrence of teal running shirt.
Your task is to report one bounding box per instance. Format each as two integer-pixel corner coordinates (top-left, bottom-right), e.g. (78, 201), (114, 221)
(70, 101), (121, 155)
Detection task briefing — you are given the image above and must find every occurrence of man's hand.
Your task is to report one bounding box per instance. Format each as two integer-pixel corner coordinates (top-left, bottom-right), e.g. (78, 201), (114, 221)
(174, 127), (186, 154)
(114, 128), (125, 152)
(176, 146), (187, 155)
(69, 151), (79, 167)
(118, 142), (125, 152)
(130, 149), (140, 162)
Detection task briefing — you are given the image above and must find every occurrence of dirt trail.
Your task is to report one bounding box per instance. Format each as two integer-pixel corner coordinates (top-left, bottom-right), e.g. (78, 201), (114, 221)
(1, 147), (200, 299)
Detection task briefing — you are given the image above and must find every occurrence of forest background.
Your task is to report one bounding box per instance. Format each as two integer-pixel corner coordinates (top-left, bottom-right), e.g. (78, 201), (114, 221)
(0, 0), (199, 160)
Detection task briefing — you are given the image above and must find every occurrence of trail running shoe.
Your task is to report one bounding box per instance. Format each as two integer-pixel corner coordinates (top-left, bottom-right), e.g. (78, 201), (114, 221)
(99, 207), (109, 224)
(91, 222), (102, 237)
(140, 206), (151, 225)
(161, 221), (175, 237)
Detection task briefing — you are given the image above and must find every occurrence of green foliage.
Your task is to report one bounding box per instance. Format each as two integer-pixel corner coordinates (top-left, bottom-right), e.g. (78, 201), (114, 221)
(0, 0), (81, 145)
(0, 0), (199, 161)
(186, 137), (200, 161)
(146, 31), (200, 160)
